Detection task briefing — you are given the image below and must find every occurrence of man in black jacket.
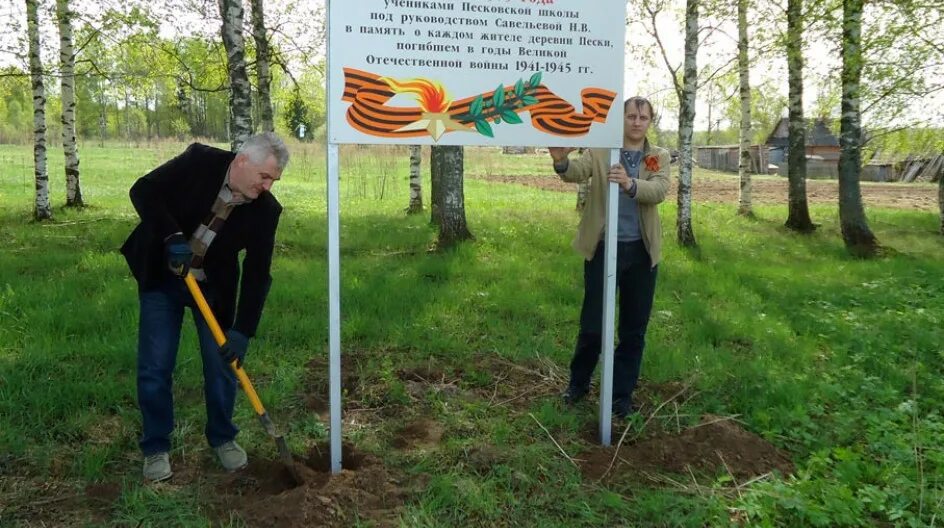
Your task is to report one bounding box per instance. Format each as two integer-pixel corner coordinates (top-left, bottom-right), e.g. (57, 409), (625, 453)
(121, 132), (288, 482)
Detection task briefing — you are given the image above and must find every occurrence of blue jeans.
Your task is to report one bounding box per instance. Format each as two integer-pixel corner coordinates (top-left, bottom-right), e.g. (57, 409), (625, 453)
(569, 240), (658, 404)
(137, 279), (238, 455)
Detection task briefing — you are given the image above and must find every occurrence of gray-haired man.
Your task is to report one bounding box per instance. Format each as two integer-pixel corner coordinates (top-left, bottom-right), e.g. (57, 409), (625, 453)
(121, 133), (289, 481)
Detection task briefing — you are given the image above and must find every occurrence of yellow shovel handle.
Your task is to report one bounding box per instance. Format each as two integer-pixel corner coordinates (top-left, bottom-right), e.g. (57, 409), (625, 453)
(183, 273), (267, 417)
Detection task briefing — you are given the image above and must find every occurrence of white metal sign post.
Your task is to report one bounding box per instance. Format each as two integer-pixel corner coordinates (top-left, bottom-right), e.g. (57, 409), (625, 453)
(600, 149), (620, 446)
(326, 0), (627, 470)
(326, 143), (342, 473)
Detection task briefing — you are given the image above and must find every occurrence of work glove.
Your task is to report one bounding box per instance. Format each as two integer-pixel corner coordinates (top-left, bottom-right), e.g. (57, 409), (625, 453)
(164, 233), (193, 277)
(219, 329), (249, 368)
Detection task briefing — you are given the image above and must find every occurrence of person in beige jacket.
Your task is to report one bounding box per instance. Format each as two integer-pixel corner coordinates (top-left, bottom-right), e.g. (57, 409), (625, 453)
(549, 96), (670, 418)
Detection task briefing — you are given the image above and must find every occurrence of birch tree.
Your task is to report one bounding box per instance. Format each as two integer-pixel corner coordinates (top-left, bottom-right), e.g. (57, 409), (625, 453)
(784, 0), (815, 232)
(576, 181), (589, 211)
(838, 0), (878, 256)
(218, 0), (253, 149)
(26, 0), (51, 220)
(640, 0), (703, 246)
(406, 145), (423, 214)
(736, 0), (752, 216)
(430, 145), (472, 247)
(249, 0), (274, 132)
(56, 0), (82, 207)
(430, 146), (442, 227)
(676, 0), (699, 246)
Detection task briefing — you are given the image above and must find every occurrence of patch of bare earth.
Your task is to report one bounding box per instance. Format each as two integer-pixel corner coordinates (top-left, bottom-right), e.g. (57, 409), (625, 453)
(209, 443), (410, 528)
(385, 359), (793, 488)
(0, 476), (122, 526)
(475, 173), (939, 211)
(7, 361), (795, 526)
(2, 447), (408, 528)
(213, 370), (788, 526)
(397, 365), (465, 401)
(468, 356), (567, 410)
(392, 419), (445, 450)
(580, 415), (794, 485)
(302, 355), (363, 418)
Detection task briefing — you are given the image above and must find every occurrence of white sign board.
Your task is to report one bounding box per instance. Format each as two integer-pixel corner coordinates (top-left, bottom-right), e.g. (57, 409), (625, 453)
(328, 0), (626, 147)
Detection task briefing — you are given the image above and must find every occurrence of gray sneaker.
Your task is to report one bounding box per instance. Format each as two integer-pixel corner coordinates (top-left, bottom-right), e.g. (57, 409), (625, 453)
(143, 452), (172, 482)
(214, 440), (248, 471)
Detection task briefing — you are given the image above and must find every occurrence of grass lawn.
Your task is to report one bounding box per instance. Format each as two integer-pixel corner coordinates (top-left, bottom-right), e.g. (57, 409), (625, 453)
(1, 141), (942, 527)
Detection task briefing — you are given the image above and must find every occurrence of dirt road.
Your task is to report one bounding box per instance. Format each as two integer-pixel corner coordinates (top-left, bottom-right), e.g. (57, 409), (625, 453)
(475, 172), (940, 212)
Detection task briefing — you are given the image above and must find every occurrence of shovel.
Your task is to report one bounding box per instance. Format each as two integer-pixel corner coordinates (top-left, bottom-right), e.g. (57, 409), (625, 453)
(183, 273), (304, 485)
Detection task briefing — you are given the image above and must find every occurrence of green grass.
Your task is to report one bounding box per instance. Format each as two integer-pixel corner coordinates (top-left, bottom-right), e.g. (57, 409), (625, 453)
(1, 142), (943, 526)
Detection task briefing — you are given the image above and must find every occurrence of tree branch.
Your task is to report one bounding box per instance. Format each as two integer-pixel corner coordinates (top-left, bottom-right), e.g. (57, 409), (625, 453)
(644, 0), (683, 100)
(697, 55), (739, 89)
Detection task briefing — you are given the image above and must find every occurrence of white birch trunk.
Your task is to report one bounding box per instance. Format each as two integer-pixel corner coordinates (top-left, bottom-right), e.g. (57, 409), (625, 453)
(676, 0), (698, 247)
(736, 0), (752, 216)
(218, 0), (253, 150)
(98, 77), (106, 147)
(430, 147), (441, 226)
(407, 145), (423, 214)
(431, 145), (472, 247)
(57, 0), (82, 207)
(576, 181), (589, 211)
(838, 0), (878, 256)
(124, 89), (131, 140)
(26, 0), (51, 220)
(250, 0), (274, 132)
(706, 98), (713, 146)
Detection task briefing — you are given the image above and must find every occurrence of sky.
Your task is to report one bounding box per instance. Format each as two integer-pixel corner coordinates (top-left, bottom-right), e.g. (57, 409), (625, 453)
(1, 0), (941, 132)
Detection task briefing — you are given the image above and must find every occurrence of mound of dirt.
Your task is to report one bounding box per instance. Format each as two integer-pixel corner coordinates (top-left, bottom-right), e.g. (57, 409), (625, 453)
(582, 415), (794, 482)
(216, 443), (409, 528)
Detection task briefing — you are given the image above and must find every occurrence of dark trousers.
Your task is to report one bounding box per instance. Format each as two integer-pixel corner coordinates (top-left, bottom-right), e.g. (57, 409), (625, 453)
(137, 279), (238, 455)
(569, 240), (658, 403)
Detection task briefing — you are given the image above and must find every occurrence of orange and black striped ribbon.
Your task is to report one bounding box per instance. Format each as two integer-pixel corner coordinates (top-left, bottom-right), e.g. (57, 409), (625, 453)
(341, 67), (616, 139)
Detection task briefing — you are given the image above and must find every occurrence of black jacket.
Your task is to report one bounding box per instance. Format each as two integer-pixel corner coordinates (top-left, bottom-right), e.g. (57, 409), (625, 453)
(121, 143), (282, 337)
